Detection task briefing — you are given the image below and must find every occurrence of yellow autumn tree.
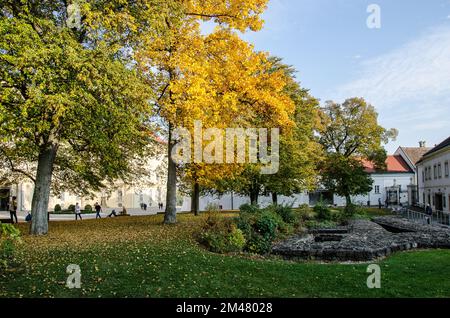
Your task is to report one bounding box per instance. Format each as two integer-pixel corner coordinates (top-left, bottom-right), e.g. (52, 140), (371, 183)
(138, 0), (295, 223)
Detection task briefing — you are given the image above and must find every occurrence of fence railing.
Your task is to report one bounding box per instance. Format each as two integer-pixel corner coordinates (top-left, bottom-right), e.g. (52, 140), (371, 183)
(400, 208), (450, 226)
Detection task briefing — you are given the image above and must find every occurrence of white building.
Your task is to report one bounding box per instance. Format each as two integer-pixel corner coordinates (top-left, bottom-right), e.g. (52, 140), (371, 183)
(0, 154), (170, 213)
(1, 142), (437, 214)
(186, 147), (420, 210)
(394, 143), (431, 205)
(333, 154), (415, 207)
(417, 136), (450, 212)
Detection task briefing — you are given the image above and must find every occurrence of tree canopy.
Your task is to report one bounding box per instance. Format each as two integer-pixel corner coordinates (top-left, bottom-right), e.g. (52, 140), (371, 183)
(317, 98), (398, 206)
(0, 0), (182, 234)
(136, 0), (305, 223)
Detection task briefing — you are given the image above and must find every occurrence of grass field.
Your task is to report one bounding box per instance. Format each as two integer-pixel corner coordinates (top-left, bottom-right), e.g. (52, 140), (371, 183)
(1, 213), (450, 298)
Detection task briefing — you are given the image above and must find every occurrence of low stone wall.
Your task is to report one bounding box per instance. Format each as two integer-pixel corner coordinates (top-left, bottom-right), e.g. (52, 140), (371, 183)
(272, 216), (450, 262)
(373, 216), (450, 249)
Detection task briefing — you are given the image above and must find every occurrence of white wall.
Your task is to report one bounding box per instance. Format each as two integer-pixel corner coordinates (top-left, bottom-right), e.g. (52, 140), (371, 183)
(186, 172), (415, 211)
(417, 147), (450, 212)
(333, 173), (414, 207)
(5, 154), (169, 212)
(181, 192), (311, 212)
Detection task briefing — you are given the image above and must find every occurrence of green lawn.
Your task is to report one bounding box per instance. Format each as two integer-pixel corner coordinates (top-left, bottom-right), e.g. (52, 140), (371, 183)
(1, 214), (450, 298)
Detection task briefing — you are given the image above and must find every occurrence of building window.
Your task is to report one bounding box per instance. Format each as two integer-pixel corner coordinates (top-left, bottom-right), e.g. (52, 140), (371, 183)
(445, 161), (449, 177)
(375, 185), (380, 194)
(422, 171), (425, 183)
(434, 165), (437, 179)
(438, 163), (442, 178)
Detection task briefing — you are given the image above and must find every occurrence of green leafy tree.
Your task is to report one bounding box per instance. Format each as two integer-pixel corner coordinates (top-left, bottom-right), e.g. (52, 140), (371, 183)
(262, 58), (322, 203)
(318, 98), (398, 206)
(214, 58), (321, 205)
(320, 154), (374, 206)
(0, 1), (181, 234)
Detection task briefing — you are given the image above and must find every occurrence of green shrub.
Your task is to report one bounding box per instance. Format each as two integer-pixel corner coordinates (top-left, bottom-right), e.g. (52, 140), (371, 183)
(84, 204), (93, 212)
(255, 210), (282, 240)
(270, 204), (297, 224)
(198, 213), (246, 254)
(296, 204), (314, 221)
(239, 203), (260, 214)
(236, 206), (288, 255)
(54, 204), (62, 212)
(227, 227), (246, 251)
(0, 224), (21, 269)
(305, 220), (338, 229)
(201, 204), (297, 256)
(313, 201), (332, 221)
(205, 202), (220, 213)
(246, 232), (273, 254)
(68, 204), (75, 212)
(335, 204), (366, 225)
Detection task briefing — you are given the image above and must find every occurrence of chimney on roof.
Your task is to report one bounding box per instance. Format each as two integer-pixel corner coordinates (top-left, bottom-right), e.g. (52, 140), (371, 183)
(419, 141), (426, 148)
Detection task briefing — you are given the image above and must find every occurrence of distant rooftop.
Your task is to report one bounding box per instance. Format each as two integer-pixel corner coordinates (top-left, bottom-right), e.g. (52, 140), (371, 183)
(363, 155), (413, 174)
(400, 146), (432, 165)
(423, 136), (450, 157)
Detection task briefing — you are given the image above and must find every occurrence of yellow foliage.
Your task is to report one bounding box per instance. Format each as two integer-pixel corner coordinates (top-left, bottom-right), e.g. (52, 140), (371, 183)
(136, 0), (294, 189)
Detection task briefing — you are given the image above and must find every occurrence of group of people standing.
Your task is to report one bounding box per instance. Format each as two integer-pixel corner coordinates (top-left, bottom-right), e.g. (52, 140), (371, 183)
(140, 202), (164, 211)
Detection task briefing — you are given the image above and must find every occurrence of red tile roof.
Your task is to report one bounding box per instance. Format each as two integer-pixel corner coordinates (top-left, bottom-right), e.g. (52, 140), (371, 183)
(363, 155), (413, 173)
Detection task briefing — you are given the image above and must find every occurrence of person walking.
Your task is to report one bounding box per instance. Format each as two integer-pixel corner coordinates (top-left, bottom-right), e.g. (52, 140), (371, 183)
(426, 204), (433, 216)
(94, 202), (102, 219)
(378, 198), (382, 210)
(75, 202), (82, 220)
(425, 204), (433, 224)
(9, 196), (18, 224)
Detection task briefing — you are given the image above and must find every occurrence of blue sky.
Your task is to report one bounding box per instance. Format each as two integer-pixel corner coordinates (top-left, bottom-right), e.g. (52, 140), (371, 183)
(239, 0), (450, 153)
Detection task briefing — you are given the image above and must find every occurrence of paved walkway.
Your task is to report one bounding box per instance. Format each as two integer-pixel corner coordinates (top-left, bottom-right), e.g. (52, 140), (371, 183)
(0, 207), (172, 223)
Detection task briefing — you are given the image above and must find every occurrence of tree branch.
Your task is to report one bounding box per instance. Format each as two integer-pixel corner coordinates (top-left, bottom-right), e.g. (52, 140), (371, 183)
(186, 12), (238, 19)
(0, 147), (36, 183)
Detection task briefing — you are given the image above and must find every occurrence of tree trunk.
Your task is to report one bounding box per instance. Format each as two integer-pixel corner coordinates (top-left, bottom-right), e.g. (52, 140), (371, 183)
(250, 190), (259, 205)
(345, 194), (352, 207)
(272, 192), (278, 205)
(30, 143), (58, 235)
(164, 124), (177, 224)
(191, 182), (200, 216)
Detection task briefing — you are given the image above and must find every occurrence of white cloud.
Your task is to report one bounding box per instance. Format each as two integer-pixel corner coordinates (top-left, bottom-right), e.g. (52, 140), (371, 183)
(337, 25), (450, 107)
(334, 25), (450, 150)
